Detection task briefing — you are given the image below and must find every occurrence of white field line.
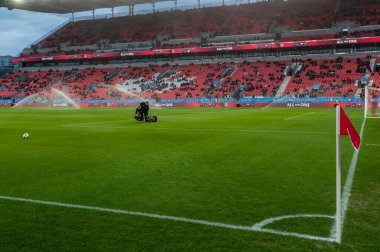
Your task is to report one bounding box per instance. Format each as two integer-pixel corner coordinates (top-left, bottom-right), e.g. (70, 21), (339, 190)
(283, 112), (316, 121)
(257, 228), (335, 243)
(62, 125), (329, 135)
(64, 119), (128, 126)
(0, 195), (335, 243)
(253, 214), (334, 229)
(366, 143), (380, 147)
(329, 118), (366, 239)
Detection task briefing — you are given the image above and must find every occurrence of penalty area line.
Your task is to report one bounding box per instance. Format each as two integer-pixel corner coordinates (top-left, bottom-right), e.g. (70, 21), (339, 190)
(283, 112), (316, 121)
(64, 119), (128, 127)
(366, 143), (380, 147)
(0, 195), (334, 243)
(62, 125), (329, 135)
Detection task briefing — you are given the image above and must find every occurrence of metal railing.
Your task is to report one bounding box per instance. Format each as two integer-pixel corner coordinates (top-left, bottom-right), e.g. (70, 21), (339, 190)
(73, 0), (254, 22)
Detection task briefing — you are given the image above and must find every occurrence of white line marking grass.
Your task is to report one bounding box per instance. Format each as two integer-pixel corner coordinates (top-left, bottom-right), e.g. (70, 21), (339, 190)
(283, 112), (316, 121)
(329, 118), (366, 240)
(65, 119), (128, 126)
(366, 143), (380, 147)
(62, 125), (329, 135)
(253, 214), (334, 229)
(0, 195), (335, 243)
(6, 112), (346, 243)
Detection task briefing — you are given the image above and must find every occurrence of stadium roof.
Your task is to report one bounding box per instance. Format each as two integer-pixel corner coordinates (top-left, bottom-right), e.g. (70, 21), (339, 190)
(1, 0), (161, 13)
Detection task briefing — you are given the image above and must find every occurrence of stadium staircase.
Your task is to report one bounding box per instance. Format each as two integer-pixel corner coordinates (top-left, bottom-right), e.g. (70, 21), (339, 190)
(370, 58), (377, 72)
(275, 76), (292, 98)
(104, 70), (121, 83)
(354, 71), (372, 98)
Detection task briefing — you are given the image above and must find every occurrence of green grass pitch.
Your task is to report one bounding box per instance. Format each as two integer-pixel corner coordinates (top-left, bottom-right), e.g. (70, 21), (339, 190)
(0, 107), (379, 251)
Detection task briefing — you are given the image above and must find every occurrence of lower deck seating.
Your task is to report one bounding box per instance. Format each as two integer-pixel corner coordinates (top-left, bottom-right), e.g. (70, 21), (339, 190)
(0, 57), (372, 100)
(285, 57), (369, 97)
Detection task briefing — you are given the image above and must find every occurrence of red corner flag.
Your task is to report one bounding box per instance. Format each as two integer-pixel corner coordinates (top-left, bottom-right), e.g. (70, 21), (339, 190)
(335, 106), (361, 243)
(339, 106), (361, 150)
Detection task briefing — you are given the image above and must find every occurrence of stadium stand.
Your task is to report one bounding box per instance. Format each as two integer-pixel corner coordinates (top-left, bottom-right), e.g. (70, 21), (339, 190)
(284, 57), (370, 98)
(336, 0), (380, 26)
(4, 0), (380, 102)
(20, 49), (96, 58)
(370, 71), (380, 89)
(17, 0), (380, 59)
(1, 61), (287, 99)
(280, 34), (337, 42)
(1, 57), (371, 100)
(277, 0), (336, 31)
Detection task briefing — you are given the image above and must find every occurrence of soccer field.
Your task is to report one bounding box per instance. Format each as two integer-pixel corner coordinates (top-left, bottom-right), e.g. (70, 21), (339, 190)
(0, 107), (379, 251)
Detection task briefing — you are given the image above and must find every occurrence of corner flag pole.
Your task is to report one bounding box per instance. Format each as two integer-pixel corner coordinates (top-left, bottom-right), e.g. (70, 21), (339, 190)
(364, 86), (368, 119)
(336, 105), (342, 243)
